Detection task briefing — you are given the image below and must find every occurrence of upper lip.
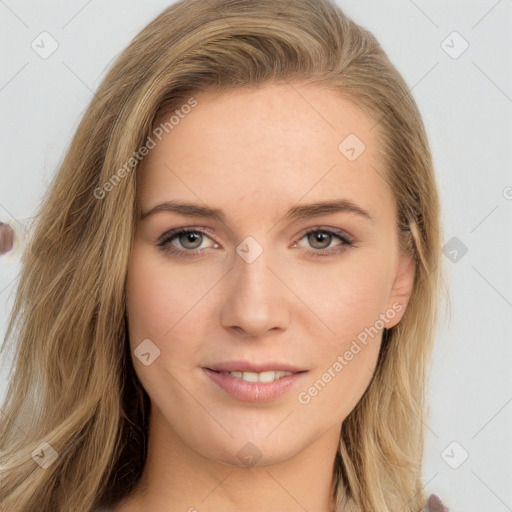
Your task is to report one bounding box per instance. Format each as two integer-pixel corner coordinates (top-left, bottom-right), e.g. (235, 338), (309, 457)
(204, 360), (307, 373)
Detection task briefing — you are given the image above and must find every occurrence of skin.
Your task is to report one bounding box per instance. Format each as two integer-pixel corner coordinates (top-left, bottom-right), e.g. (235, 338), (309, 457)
(117, 82), (415, 512)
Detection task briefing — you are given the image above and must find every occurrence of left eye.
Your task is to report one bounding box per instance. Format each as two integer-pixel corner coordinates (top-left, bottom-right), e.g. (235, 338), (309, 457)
(156, 227), (353, 257)
(297, 228), (351, 251)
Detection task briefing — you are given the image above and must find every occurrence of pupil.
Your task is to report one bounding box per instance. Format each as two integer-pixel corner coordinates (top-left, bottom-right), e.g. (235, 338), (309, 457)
(310, 232), (330, 248)
(181, 232), (201, 249)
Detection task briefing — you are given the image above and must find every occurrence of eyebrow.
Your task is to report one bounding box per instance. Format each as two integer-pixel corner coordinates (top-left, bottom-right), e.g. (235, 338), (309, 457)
(140, 199), (374, 224)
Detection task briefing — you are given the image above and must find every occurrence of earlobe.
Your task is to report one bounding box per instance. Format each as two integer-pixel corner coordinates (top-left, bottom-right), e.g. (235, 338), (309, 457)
(386, 253), (415, 328)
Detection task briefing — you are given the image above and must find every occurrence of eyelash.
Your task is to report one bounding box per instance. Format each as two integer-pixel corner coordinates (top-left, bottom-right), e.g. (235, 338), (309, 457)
(156, 226), (354, 259)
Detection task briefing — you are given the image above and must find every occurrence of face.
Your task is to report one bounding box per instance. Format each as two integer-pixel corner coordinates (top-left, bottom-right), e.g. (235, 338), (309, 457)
(125, 82), (414, 467)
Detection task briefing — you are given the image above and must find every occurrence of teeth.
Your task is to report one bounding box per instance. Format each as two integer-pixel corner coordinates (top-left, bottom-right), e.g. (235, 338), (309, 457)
(224, 370), (293, 383)
(243, 371), (259, 383)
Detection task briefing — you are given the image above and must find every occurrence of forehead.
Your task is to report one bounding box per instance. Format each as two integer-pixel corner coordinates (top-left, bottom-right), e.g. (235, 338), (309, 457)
(138, 82), (392, 221)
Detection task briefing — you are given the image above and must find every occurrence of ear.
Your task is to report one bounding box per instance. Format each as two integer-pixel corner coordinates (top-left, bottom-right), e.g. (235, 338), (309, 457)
(385, 252), (415, 328)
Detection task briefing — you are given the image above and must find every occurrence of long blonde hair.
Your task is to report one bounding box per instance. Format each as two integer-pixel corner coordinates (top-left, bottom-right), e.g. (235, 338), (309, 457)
(0, 0), (443, 510)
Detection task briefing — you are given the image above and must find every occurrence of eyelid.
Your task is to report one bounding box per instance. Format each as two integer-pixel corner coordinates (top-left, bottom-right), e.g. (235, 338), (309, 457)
(156, 225), (213, 238)
(297, 225), (354, 244)
(155, 226), (217, 247)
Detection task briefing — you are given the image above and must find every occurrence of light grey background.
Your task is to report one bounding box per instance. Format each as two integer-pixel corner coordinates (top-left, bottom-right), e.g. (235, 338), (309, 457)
(1, 1), (511, 510)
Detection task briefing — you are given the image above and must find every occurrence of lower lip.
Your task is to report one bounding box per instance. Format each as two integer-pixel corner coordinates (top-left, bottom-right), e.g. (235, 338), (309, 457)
(202, 368), (307, 403)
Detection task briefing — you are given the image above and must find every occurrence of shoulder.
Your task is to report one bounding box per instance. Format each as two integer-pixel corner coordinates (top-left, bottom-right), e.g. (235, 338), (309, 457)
(94, 496), (448, 512)
(425, 493), (449, 511)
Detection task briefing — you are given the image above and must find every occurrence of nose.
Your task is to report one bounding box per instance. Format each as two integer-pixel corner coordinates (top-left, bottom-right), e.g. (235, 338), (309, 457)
(218, 247), (290, 338)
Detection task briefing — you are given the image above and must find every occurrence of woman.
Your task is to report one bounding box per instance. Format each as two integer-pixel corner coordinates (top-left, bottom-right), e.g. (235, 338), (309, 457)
(0, 0), (448, 510)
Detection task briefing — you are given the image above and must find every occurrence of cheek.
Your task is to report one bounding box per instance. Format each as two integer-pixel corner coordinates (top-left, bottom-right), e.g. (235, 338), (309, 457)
(125, 242), (217, 342)
(284, 248), (396, 344)
(124, 245), (208, 411)
(297, 338), (380, 425)
(125, 241), (225, 403)
(294, 260), (391, 419)
(290, 251), (393, 411)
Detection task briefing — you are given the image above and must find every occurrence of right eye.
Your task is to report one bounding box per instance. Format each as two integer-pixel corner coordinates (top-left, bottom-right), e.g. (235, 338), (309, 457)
(156, 227), (219, 257)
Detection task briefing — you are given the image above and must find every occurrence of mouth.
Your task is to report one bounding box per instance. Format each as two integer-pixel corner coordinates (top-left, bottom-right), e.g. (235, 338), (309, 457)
(205, 369), (302, 383)
(202, 362), (308, 403)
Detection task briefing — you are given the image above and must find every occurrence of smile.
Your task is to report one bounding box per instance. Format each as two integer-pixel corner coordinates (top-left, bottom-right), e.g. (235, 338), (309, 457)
(203, 367), (307, 402)
(219, 370), (293, 383)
